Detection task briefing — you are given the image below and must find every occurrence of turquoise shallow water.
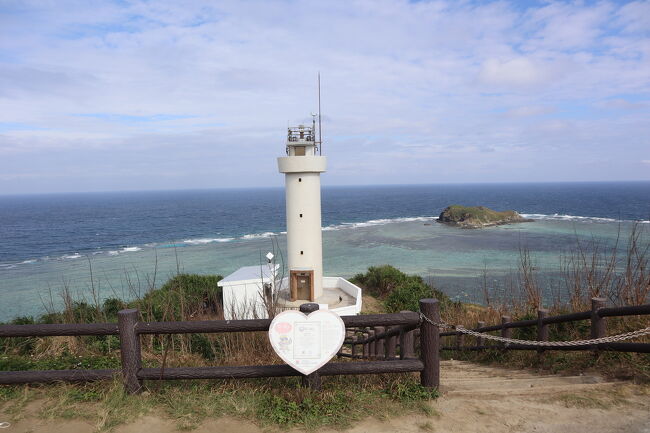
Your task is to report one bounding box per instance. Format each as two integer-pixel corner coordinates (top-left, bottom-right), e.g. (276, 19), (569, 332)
(0, 216), (644, 321)
(2, 183), (648, 321)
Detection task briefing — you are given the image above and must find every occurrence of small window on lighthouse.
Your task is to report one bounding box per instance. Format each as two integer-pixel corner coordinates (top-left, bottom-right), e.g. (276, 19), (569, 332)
(294, 146), (306, 156)
(299, 213), (303, 218)
(300, 251), (304, 255)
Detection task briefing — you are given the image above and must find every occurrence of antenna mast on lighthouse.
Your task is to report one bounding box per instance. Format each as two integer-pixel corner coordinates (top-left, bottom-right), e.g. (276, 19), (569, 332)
(318, 72), (322, 156)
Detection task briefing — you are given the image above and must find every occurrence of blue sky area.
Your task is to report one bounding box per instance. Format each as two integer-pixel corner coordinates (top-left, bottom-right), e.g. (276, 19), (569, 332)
(0, 0), (648, 194)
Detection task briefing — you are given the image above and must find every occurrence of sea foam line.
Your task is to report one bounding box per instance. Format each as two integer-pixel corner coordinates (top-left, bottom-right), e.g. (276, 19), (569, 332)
(520, 213), (649, 224)
(183, 237), (235, 245)
(4, 212), (645, 270)
(62, 253), (82, 260)
(121, 246), (142, 252)
(322, 216), (437, 231)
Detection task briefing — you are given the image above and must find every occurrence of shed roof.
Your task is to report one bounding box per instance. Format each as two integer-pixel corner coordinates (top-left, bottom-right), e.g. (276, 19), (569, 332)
(218, 264), (279, 286)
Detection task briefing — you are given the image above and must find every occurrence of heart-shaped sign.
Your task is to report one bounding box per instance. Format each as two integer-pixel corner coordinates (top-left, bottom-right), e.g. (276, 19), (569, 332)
(268, 309), (346, 375)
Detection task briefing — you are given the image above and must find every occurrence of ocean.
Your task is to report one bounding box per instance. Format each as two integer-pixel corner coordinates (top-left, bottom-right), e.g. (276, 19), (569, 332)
(1, 182), (648, 321)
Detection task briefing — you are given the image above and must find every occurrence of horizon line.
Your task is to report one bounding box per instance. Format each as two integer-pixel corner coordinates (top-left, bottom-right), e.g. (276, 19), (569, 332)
(1, 179), (650, 197)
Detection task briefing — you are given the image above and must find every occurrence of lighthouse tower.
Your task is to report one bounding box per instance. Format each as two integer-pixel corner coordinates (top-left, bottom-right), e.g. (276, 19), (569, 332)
(277, 118), (326, 302)
(217, 113), (362, 319)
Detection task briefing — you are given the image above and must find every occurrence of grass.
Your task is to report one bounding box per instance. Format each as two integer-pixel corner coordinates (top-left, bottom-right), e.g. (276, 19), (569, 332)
(0, 374), (439, 431)
(552, 393), (611, 409)
(2, 238), (649, 429)
(545, 384), (649, 409)
(440, 342), (650, 383)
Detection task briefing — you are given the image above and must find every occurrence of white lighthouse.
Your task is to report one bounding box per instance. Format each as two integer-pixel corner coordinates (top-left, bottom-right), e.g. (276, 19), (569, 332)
(218, 112), (362, 319)
(277, 119), (326, 301)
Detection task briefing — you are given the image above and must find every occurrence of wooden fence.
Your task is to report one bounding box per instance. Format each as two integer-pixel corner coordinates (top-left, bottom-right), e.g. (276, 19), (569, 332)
(438, 298), (650, 354)
(0, 299), (441, 393)
(1, 297), (648, 394)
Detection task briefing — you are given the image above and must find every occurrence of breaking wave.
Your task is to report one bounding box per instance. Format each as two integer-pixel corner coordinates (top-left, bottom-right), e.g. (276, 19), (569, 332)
(183, 237), (235, 245)
(241, 232), (276, 240)
(4, 212), (644, 271)
(521, 213), (649, 224)
(322, 216), (437, 231)
(62, 253), (82, 260)
(120, 247), (142, 252)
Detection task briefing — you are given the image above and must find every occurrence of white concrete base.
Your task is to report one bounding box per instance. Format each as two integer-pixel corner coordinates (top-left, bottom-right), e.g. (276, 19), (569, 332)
(277, 276), (362, 316)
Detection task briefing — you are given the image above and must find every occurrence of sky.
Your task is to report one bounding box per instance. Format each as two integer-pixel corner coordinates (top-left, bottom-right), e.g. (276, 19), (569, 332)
(0, 0), (649, 194)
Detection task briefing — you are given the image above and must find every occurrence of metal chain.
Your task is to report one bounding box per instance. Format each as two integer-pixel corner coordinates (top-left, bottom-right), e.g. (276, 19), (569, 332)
(419, 312), (650, 347)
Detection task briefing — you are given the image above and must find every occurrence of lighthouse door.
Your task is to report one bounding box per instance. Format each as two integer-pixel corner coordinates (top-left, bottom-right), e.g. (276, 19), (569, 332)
(290, 270), (314, 301)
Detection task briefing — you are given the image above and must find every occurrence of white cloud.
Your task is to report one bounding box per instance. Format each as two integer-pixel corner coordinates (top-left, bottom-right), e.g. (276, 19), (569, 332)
(504, 105), (555, 118)
(478, 57), (552, 87)
(0, 0), (648, 193)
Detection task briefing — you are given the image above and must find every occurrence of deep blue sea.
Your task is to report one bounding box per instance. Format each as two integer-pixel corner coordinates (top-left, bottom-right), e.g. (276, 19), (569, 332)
(0, 182), (649, 321)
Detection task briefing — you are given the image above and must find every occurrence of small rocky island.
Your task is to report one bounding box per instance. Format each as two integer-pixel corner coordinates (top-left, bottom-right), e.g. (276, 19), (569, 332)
(437, 205), (533, 229)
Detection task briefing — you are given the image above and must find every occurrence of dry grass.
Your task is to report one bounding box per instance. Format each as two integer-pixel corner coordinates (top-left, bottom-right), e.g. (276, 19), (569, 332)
(0, 374), (438, 432)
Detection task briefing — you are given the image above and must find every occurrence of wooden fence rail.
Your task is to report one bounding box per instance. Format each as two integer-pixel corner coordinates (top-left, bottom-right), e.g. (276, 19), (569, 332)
(439, 298), (650, 354)
(0, 299), (441, 392)
(336, 300), (440, 388)
(2, 297), (647, 392)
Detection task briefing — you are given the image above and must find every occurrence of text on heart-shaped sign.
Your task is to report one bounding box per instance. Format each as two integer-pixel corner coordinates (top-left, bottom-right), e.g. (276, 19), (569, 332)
(268, 309), (346, 375)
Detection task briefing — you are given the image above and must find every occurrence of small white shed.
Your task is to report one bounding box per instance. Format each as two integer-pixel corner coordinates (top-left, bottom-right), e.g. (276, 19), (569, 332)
(218, 264), (279, 320)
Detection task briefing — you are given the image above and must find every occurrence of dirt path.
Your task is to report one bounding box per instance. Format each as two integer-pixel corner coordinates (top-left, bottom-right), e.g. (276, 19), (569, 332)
(2, 360), (649, 433)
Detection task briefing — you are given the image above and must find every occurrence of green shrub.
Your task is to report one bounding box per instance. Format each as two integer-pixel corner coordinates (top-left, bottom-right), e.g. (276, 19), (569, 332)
(352, 265), (451, 312)
(102, 298), (125, 320)
(190, 334), (221, 360)
(69, 301), (102, 322)
(130, 274), (223, 321)
(351, 265), (410, 298)
(11, 316), (35, 325)
(384, 278), (434, 313)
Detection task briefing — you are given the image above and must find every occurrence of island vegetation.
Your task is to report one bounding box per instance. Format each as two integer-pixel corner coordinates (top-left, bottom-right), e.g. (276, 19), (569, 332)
(438, 205), (533, 228)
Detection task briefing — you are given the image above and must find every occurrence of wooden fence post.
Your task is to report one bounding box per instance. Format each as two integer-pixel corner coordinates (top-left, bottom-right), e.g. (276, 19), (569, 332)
(591, 297), (606, 356)
(386, 326), (397, 360)
(455, 333), (464, 350)
(299, 303), (322, 391)
(375, 327), (385, 360)
(501, 316), (512, 349)
(399, 311), (415, 359)
(363, 332), (370, 358)
(537, 309), (549, 362)
(368, 329), (376, 360)
(118, 309), (142, 394)
(476, 321), (485, 348)
(419, 299), (440, 389)
(351, 336), (358, 358)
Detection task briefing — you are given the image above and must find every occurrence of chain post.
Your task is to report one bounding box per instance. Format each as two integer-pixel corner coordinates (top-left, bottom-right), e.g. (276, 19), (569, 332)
(476, 321), (485, 348)
(419, 299), (440, 389)
(591, 297), (606, 356)
(537, 309), (549, 363)
(118, 309), (142, 394)
(501, 316), (512, 349)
